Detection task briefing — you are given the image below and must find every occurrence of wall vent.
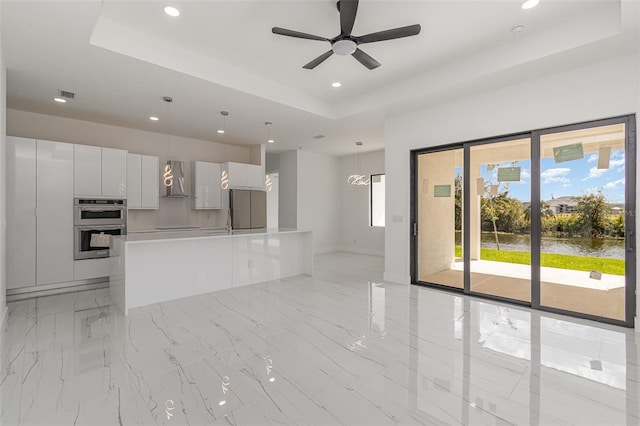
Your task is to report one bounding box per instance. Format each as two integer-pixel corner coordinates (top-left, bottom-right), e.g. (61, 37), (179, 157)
(58, 90), (75, 99)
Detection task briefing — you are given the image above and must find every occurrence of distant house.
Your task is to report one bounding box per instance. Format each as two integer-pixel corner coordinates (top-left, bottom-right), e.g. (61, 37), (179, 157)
(545, 196), (577, 214)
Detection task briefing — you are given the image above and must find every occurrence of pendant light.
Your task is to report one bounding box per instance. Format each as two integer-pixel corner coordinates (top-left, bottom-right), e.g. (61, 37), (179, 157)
(217, 111), (229, 134)
(163, 96), (174, 187)
(348, 142), (370, 186)
(265, 121), (275, 143)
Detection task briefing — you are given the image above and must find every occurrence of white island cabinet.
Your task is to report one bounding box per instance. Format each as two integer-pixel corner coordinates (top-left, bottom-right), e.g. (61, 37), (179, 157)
(110, 229), (313, 314)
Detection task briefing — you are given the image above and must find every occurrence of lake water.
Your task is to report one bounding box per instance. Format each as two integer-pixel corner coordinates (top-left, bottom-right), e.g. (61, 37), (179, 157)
(455, 232), (625, 260)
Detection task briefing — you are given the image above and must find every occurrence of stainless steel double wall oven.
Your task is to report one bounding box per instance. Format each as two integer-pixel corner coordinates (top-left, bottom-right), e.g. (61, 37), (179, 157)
(74, 198), (127, 260)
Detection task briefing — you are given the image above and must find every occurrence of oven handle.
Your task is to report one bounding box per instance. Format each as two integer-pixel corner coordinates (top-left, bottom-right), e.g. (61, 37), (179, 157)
(76, 225), (126, 231)
(77, 206), (125, 212)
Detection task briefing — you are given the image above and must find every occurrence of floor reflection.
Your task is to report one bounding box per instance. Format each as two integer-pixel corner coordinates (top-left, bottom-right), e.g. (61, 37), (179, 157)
(409, 285), (638, 425)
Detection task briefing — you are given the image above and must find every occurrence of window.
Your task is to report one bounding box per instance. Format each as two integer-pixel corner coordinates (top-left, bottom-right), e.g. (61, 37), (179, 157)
(370, 174), (385, 227)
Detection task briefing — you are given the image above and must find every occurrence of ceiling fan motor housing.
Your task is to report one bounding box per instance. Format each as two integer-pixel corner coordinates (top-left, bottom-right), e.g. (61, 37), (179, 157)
(332, 39), (357, 55)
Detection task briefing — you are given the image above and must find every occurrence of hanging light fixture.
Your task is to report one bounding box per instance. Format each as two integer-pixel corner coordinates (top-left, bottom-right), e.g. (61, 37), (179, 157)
(348, 142), (370, 186)
(217, 111), (229, 134)
(265, 121), (275, 143)
(265, 174), (273, 192)
(163, 96), (174, 187)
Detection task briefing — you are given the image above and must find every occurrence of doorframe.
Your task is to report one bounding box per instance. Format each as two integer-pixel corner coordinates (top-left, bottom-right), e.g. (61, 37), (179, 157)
(410, 114), (637, 328)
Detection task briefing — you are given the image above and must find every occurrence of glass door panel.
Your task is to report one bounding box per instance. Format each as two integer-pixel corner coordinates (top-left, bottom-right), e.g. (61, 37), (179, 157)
(417, 149), (464, 289)
(469, 138), (532, 302)
(539, 124), (627, 321)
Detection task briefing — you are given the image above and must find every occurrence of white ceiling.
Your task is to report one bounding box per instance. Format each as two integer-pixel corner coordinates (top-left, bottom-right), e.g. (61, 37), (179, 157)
(2, 0), (638, 156)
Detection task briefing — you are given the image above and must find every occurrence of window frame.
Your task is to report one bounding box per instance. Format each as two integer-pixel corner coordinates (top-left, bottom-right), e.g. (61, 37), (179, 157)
(370, 173), (385, 227)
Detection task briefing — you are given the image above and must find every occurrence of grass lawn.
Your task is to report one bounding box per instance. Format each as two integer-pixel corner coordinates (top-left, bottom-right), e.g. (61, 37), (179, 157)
(454, 246), (624, 276)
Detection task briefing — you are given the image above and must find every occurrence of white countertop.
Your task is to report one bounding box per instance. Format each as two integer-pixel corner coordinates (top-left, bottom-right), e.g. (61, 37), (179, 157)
(117, 228), (310, 244)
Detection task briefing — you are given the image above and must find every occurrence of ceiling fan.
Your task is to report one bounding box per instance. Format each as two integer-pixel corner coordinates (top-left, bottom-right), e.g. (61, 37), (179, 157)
(272, 0), (421, 70)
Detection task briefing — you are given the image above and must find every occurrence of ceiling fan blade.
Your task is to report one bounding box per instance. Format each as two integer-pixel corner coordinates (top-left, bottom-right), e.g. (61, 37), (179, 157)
(339, 0), (359, 35)
(352, 48), (380, 70)
(303, 51), (334, 69)
(272, 27), (329, 42)
(355, 24), (421, 44)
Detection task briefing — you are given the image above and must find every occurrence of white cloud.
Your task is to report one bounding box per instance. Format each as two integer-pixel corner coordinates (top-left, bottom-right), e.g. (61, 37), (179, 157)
(610, 158), (625, 169)
(582, 166), (607, 180)
(541, 168), (571, 184)
(603, 178), (625, 189)
(587, 154), (598, 163)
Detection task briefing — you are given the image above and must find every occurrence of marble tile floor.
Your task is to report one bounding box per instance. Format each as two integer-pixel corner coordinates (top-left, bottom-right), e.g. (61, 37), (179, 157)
(1, 251), (639, 425)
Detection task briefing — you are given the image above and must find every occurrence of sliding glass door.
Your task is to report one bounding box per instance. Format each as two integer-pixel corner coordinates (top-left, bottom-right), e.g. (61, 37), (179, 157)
(538, 122), (632, 322)
(415, 148), (464, 289)
(468, 137), (531, 302)
(411, 115), (636, 326)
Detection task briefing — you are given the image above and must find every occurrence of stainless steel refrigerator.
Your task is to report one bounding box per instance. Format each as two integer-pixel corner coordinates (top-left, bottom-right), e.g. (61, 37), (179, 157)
(229, 190), (267, 230)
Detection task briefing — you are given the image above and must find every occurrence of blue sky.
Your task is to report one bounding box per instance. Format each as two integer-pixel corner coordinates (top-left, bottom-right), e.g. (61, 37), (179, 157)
(456, 149), (625, 204)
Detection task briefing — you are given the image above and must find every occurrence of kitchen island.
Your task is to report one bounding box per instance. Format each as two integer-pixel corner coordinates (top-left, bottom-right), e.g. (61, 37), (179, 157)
(109, 228), (313, 314)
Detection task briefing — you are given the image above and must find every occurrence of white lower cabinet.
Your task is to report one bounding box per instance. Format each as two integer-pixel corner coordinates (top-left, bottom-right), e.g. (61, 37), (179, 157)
(6, 137), (37, 289)
(37, 140), (75, 286)
(127, 153), (159, 209)
(74, 259), (111, 281)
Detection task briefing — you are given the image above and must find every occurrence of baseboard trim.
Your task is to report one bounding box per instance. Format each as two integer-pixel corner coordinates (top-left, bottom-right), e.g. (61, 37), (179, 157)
(1, 306), (8, 330)
(6, 279), (109, 302)
(383, 272), (410, 285)
(339, 246), (385, 257)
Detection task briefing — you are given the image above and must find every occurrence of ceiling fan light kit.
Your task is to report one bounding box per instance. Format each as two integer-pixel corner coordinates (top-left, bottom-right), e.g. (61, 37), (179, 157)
(272, 0), (421, 70)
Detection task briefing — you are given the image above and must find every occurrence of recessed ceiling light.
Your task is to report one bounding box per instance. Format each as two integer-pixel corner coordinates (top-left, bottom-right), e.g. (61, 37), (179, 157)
(53, 97), (67, 103)
(331, 82), (342, 88)
(217, 129), (225, 134)
(267, 139), (275, 144)
(149, 116), (159, 121)
(164, 6), (180, 17)
(521, 0), (539, 10)
(511, 25), (525, 33)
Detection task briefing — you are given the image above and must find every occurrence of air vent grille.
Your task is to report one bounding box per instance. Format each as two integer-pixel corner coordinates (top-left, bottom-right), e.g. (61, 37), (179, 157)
(58, 90), (75, 99)
(313, 134), (325, 139)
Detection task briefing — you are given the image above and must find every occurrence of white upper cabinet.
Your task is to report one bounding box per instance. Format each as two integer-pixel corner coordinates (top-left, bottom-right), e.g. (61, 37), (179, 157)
(128, 153), (159, 209)
(193, 161), (221, 209)
(141, 155), (159, 209)
(74, 144), (127, 197)
(246, 164), (264, 189)
(74, 144), (101, 196)
(127, 153), (143, 208)
(102, 147), (127, 197)
(222, 162), (264, 190)
(6, 136), (37, 289)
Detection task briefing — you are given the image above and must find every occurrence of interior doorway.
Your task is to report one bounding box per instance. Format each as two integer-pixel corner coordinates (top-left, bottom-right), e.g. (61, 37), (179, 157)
(411, 115), (636, 327)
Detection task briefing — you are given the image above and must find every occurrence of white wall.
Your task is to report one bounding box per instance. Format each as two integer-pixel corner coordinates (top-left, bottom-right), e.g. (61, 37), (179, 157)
(297, 150), (342, 253)
(0, 4), (7, 324)
(7, 109), (254, 230)
(384, 52), (640, 325)
(340, 149), (385, 256)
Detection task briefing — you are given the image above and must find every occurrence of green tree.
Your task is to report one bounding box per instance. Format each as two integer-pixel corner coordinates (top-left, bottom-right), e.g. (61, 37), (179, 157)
(574, 190), (609, 238)
(454, 174), (462, 231)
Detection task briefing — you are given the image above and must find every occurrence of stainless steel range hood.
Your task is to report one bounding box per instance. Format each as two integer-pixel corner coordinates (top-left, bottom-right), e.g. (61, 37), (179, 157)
(164, 160), (192, 198)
